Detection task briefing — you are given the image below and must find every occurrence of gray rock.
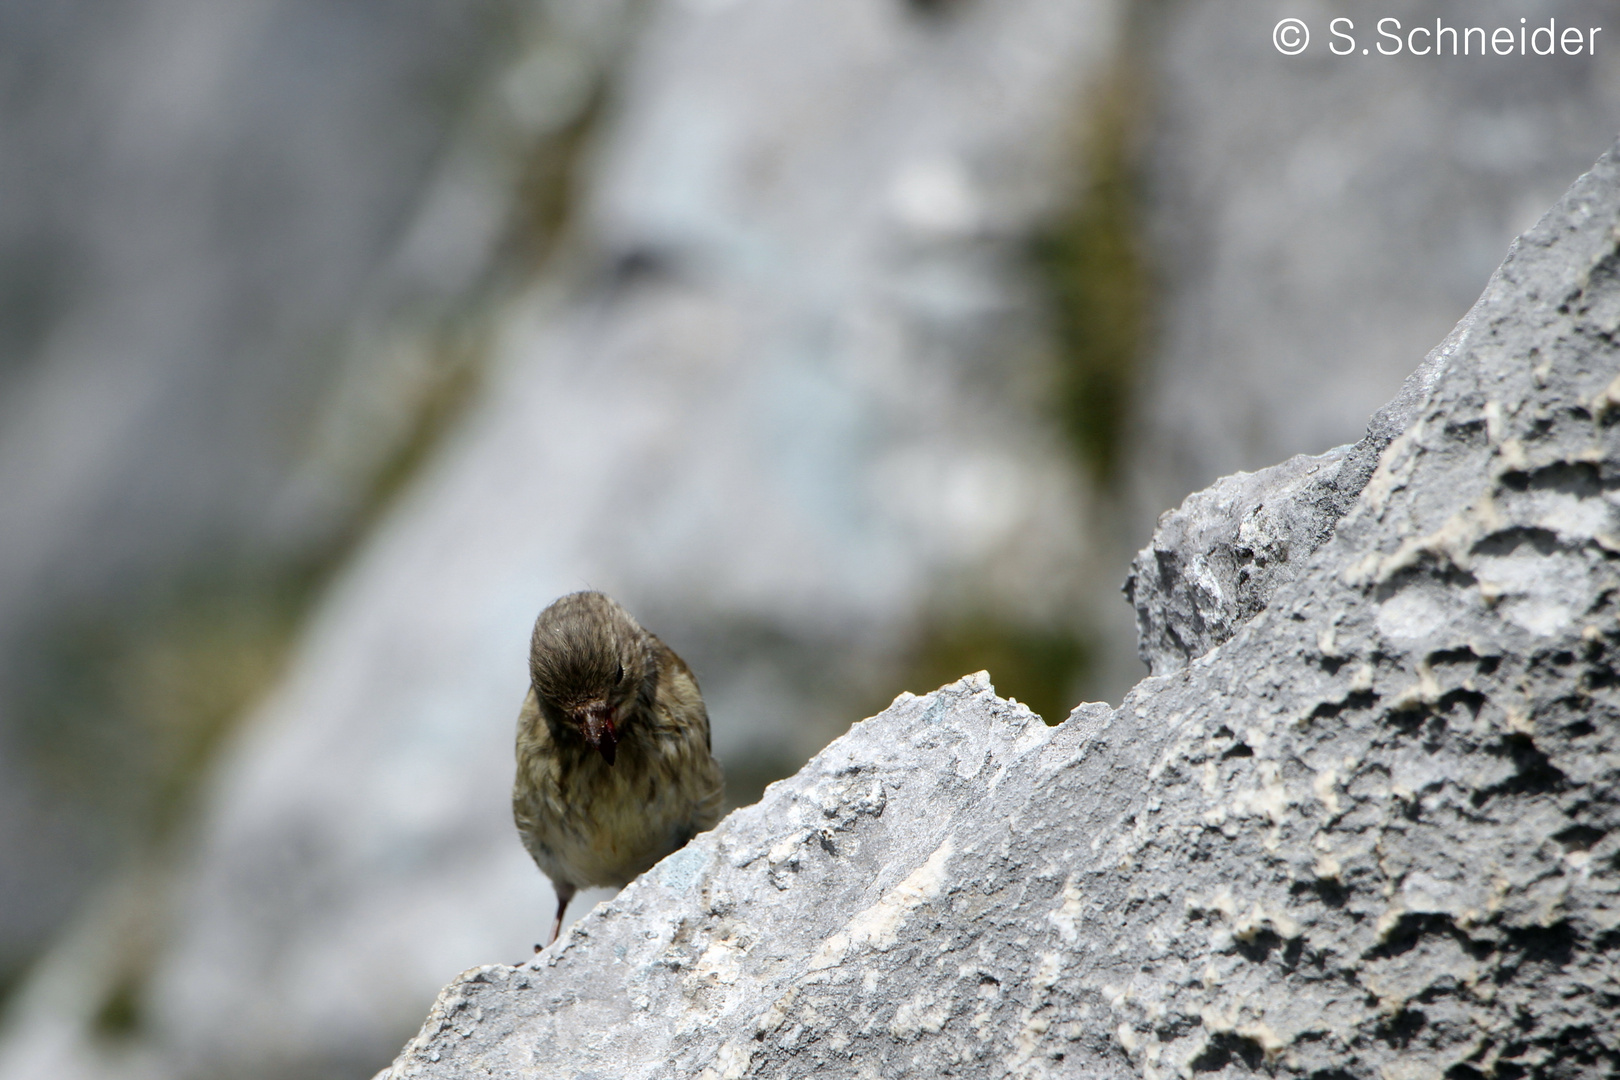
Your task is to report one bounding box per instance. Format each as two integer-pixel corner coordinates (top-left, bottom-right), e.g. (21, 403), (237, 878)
(382, 144), (1620, 1079)
(1123, 282), (1472, 676)
(0, 0), (513, 975)
(1124, 443), (1362, 676)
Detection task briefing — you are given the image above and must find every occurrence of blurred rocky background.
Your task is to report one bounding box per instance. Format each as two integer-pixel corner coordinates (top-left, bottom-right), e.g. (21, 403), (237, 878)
(0, 0), (1615, 1078)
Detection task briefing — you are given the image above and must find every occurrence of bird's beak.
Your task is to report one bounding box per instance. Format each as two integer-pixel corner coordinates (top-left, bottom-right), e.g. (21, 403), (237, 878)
(579, 707), (618, 766)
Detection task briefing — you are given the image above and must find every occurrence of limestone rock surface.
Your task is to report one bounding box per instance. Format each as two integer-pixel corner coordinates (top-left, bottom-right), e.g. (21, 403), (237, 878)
(1124, 304), (1460, 676)
(1124, 443), (1364, 677)
(382, 145), (1620, 1079)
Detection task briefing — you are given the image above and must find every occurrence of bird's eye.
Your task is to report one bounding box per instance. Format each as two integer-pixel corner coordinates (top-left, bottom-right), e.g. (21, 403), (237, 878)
(613, 663), (624, 684)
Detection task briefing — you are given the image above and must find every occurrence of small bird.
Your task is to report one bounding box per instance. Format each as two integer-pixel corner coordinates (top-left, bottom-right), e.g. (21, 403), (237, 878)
(513, 591), (724, 947)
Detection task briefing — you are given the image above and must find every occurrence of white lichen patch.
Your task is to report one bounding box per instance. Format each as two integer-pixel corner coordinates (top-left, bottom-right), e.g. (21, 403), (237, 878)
(1229, 761), (1290, 824)
(953, 744), (989, 781)
(995, 952), (1070, 1077)
(889, 989), (950, 1039)
(1187, 885), (1239, 920)
(1376, 586), (1452, 642)
(1399, 870), (1466, 917)
(1238, 1021), (1287, 1060)
(1388, 660), (1442, 712)
(692, 935), (750, 986)
(1355, 417), (1425, 519)
(697, 1039), (754, 1080)
(1373, 905), (1408, 944)
(1318, 625), (1340, 658)
(1047, 874), (1084, 944)
(1312, 767), (1341, 816)
(765, 830), (809, 881)
(1199, 1000), (1239, 1034)
(1032, 951), (1062, 990)
(807, 837), (954, 970)
(1475, 546), (1595, 636)
(1354, 494), (1505, 593)
(752, 988), (797, 1036)
(1533, 488), (1616, 541)
(1591, 370), (1620, 417)
(1503, 596), (1576, 636)
(1232, 902), (1300, 942)
(968, 968), (1004, 1039)
(1502, 702), (1536, 735)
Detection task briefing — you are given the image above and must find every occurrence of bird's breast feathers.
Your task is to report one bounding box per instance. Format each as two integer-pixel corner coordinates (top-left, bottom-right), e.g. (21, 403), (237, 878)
(513, 681), (722, 890)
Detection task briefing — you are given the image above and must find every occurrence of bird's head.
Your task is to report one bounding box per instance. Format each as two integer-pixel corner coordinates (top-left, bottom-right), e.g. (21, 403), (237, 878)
(528, 591), (652, 766)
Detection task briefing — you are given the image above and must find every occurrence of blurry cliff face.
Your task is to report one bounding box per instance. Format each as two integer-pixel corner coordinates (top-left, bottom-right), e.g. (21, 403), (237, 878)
(1, 3), (1125, 1076)
(144, 3), (1125, 1077)
(0, 0), (527, 986)
(2, 0), (1620, 1079)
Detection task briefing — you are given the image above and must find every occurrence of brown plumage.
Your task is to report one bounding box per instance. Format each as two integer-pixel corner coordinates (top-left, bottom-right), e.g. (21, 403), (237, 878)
(513, 591), (724, 946)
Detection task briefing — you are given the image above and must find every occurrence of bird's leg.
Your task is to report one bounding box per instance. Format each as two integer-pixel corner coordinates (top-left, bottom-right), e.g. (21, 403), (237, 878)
(547, 884), (576, 946)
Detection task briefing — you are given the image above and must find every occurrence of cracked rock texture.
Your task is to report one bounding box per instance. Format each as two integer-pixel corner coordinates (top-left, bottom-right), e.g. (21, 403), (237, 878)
(381, 146), (1620, 1078)
(1124, 442), (1368, 677)
(1123, 297), (1460, 676)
